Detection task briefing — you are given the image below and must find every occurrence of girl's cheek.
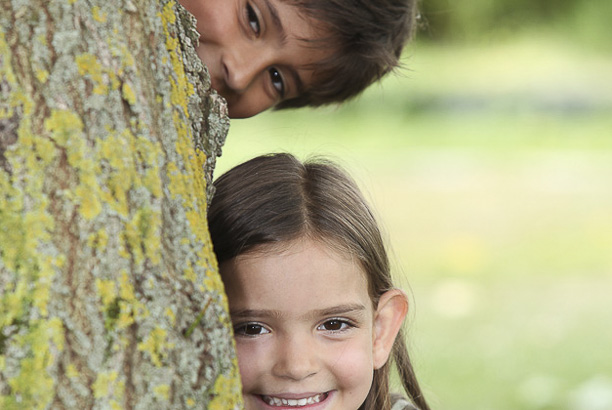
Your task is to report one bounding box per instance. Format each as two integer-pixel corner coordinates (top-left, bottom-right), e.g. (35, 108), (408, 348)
(236, 342), (265, 381)
(332, 339), (375, 382)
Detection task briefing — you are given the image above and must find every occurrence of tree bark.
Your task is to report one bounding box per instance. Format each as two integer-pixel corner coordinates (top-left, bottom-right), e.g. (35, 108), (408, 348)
(0, 0), (242, 408)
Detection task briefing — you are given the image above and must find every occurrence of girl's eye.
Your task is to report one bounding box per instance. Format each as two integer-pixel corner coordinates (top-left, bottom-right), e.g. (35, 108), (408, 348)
(235, 323), (270, 336)
(246, 4), (260, 35)
(268, 68), (285, 97)
(318, 319), (351, 332)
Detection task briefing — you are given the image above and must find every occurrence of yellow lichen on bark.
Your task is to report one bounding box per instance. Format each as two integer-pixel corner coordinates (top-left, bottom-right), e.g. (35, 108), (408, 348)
(1, 0), (241, 408)
(1, 30), (63, 408)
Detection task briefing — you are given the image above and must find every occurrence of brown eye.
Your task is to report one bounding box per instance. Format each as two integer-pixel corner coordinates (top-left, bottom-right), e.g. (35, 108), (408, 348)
(318, 319), (351, 332)
(324, 320), (343, 331)
(246, 4), (260, 35)
(268, 67), (285, 97)
(235, 323), (270, 336)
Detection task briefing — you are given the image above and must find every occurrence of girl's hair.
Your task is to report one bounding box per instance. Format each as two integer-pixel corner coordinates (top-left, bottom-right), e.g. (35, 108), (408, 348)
(208, 153), (429, 410)
(275, 0), (419, 110)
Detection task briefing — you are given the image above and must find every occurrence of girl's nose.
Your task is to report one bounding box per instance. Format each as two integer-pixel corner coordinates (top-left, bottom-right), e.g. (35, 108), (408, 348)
(272, 336), (318, 381)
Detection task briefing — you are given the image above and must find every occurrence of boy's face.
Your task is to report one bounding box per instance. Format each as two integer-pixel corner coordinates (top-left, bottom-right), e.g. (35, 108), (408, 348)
(178, 0), (331, 118)
(221, 239), (378, 409)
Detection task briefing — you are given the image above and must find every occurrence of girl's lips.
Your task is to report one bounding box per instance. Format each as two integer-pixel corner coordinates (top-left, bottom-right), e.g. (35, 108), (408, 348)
(261, 392), (330, 407)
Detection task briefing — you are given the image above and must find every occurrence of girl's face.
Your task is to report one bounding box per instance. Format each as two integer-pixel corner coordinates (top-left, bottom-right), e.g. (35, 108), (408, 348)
(177, 0), (331, 118)
(221, 239), (382, 409)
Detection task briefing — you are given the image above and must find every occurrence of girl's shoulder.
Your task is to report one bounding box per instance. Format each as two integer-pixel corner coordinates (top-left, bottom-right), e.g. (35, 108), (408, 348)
(391, 393), (419, 410)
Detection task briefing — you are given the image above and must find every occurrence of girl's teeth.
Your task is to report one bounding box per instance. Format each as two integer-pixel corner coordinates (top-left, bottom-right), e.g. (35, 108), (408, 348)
(263, 393), (326, 407)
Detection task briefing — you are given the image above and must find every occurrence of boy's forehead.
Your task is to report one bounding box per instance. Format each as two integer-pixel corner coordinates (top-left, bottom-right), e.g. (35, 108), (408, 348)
(277, 0), (333, 52)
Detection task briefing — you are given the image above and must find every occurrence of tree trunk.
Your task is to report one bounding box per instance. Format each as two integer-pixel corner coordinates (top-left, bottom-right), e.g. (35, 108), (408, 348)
(0, 0), (242, 408)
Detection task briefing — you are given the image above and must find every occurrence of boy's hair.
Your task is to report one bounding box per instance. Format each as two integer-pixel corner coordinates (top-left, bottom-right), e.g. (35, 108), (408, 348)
(276, 0), (418, 110)
(208, 153), (429, 410)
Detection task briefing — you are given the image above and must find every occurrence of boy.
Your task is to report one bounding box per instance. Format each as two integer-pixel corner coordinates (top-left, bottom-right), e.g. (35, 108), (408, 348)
(178, 0), (418, 118)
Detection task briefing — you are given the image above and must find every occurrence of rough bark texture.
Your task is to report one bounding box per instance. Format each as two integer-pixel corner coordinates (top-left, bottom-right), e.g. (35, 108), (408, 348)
(0, 0), (242, 408)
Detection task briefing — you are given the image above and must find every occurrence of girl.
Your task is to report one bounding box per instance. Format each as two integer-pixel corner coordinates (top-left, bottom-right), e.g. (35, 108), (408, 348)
(208, 153), (430, 410)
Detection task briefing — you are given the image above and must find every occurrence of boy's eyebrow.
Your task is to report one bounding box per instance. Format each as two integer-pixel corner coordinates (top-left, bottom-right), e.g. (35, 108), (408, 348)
(262, 0), (286, 42)
(287, 68), (305, 95)
(261, 0), (309, 95)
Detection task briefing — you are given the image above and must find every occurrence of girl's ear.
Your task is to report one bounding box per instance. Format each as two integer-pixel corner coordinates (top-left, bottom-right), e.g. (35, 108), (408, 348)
(372, 289), (409, 369)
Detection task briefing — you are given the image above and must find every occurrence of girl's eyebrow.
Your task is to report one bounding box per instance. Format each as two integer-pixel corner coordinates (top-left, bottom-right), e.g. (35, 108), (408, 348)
(230, 304), (366, 320)
(312, 304), (367, 317)
(230, 309), (281, 319)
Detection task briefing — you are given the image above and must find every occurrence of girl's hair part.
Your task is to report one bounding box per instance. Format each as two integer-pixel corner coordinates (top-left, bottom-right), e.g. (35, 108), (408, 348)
(208, 153), (429, 410)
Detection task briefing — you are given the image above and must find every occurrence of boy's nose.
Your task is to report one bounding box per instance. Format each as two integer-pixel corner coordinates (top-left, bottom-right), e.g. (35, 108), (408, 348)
(272, 337), (318, 381)
(222, 47), (268, 93)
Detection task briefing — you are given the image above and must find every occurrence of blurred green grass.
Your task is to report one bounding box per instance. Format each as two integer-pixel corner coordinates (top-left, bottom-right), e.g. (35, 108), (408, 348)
(214, 38), (612, 410)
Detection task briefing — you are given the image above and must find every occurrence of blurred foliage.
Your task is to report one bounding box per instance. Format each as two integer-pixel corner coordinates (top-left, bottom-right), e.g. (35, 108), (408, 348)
(418, 0), (612, 50)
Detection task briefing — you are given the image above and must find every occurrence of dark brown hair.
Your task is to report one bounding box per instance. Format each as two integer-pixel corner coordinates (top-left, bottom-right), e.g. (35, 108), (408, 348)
(208, 153), (429, 410)
(275, 0), (419, 110)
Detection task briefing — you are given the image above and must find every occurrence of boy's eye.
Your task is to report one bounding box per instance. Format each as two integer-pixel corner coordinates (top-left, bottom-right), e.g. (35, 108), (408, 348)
(268, 68), (285, 97)
(235, 323), (270, 336)
(246, 3), (260, 35)
(318, 319), (351, 332)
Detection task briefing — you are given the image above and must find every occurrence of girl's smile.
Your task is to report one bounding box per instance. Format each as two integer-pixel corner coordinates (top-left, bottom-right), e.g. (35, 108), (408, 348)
(259, 391), (331, 407)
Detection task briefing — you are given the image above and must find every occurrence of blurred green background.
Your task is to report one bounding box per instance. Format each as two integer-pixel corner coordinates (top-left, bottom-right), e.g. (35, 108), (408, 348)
(214, 1), (612, 409)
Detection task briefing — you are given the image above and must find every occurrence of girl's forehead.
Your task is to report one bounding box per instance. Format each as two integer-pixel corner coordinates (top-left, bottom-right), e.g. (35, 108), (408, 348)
(227, 238), (372, 302)
(241, 237), (359, 269)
